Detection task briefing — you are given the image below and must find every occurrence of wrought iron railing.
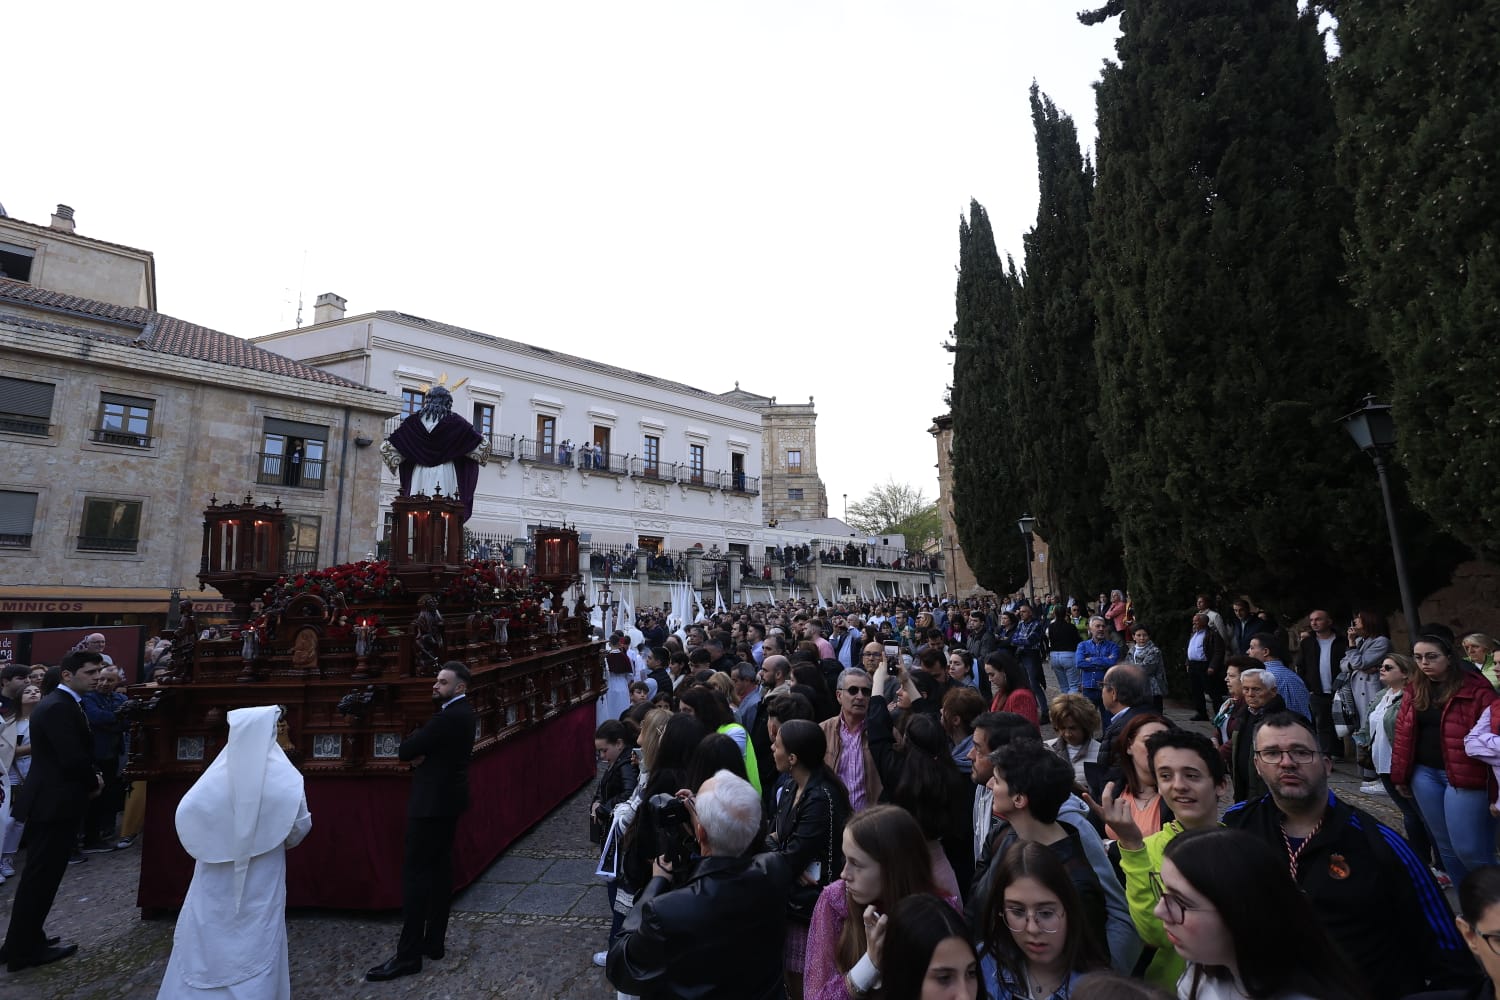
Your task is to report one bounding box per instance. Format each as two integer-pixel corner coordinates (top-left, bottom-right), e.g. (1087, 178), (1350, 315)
(256, 452), (325, 490)
(90, 428), (153, 447)
(0, 532), (32, 548)
(0, 415), (49, 436)
(78, 535), (138, 553)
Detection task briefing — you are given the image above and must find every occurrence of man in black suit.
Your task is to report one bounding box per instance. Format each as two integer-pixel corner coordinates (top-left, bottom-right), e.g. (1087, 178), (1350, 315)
(1, 652), (104, 972)
(366, 661), (475, 982)
(1090, 663), (1150, 799)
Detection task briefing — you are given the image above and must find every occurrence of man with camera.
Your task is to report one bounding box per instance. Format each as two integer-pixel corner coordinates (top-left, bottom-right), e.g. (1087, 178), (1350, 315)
(606, 770), (793, 999)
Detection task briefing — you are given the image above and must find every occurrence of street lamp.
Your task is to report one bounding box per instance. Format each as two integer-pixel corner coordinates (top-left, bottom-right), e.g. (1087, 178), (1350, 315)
(1017, 516), (1037, 602)
(1338, 395), (1420, 637)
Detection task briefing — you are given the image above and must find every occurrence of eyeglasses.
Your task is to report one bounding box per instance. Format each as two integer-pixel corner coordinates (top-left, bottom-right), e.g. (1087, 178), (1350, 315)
(862, 652), (884, 659)
(842, 686), (872, 697)
(1253, 747), (1321, 764)
(1149, 872), (1199, 925)
(1002, 904), (1062, 934)
(1379, 662), (1400, 672)
(1473, 928), (1500, 958)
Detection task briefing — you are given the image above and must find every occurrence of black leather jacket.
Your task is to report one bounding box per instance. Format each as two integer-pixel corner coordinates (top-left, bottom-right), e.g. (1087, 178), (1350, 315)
(607, 852), (794, 999)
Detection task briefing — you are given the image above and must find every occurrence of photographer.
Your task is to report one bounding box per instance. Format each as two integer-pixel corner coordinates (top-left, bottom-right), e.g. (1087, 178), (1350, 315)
(606, 770), (793, 999)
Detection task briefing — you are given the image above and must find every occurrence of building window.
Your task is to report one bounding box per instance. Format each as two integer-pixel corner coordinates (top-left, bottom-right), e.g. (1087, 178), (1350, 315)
(0, 490), (38, 548)
(473, 402), (495, 439)
(689, 444), (705, 484)
(535, 415), (556, 461)
(0, 242), (34, 283)
(0, 376), (55, 436)
(787, 449), (802, 472)
(400, 388), (424, 417)
(94, 393), (155, 447)
(78, 498), (142, 553)
(788, 488), (804, 501)
(284, 513), (322, 572)
(258, 419), (328, 490)
(643, 435), (660, 477)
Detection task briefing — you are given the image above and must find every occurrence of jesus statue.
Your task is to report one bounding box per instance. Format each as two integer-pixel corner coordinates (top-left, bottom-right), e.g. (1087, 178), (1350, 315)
(381, 378), (490, 522)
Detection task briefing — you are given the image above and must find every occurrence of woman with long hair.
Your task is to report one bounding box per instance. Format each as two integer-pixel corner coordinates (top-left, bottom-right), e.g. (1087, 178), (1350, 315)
(804, 805), (954, 1000)
(882, 894), (982, 1000)
(1106, 714), (1175, 841)
(985, 652), (1038, 725)
(678, 685), (762, 793)
(948, 649), (976, 689)
(891, 713), (976, 899)
(1156, 829), (1366, 999)
(1356, 652), (1437, 873)
(980, 840), (1108, 1000)
(1340, 609), (1392, 771)
(768, 719), (852, 998)
(617, 712), (705, 898)
(0, 682), (41, 879)
(1392, 631), (1498, 883)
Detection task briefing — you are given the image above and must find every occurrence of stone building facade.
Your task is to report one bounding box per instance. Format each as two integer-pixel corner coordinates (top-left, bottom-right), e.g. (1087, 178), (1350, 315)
(929, 413), (984, 597)
(0, 208), (388, 631)
(253, 300), (767, 561)
(718, 385), (829, 523)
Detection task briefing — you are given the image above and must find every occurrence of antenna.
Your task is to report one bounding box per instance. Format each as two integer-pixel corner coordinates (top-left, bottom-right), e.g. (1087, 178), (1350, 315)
(294, 249), (307, 328)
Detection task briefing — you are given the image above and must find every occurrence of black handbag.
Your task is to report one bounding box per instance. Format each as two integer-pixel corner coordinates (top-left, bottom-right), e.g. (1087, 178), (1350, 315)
(785, 786), (833, 924)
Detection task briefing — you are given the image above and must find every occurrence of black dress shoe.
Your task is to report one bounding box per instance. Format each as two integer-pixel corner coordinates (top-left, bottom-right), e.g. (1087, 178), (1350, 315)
(7, 942), (78, 973)
(0, 936), (61, 962)
(425, 945), (445, 960)
(365, 956), (422, 982)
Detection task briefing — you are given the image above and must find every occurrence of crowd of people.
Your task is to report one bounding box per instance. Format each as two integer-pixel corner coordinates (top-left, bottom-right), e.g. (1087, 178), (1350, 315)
(590, 592), (1500, 1000)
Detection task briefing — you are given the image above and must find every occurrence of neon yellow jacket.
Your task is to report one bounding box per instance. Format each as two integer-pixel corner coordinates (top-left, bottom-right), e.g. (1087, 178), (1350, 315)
(1118, 821), (1189, 990)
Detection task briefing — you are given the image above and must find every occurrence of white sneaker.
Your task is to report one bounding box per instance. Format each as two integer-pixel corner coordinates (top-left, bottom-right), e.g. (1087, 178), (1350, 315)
(592, 951), (607, 968)
(1360, 781), (1387, 796)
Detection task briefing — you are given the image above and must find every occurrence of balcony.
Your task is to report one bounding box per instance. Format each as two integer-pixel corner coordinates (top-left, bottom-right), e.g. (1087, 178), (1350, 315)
(723, 471), (760, 495)
(577, 450), (629, 475)
(489, 432), (516, 459)
(0, 532), (32, 549)
(631, 457), (674, 482)
(517, 437), (566, 465)
(0, 415), (49, 436)
(90, 428), (153, 448)
(78, 535), (139, 553)
(257, 453), (325, 490)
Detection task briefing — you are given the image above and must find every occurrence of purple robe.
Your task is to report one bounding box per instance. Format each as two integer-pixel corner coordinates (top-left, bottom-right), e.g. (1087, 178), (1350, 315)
(387, 413), (483, 522)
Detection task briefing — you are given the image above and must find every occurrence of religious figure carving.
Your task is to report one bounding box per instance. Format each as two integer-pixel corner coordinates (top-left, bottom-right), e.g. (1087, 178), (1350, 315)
(291, 627), (320, 673)
(414, 594), (445, 674)
(381, 377), (490, 522)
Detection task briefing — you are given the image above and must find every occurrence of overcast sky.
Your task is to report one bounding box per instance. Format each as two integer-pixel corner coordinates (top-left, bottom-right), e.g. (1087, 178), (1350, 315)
(7, 2), (1118, 514)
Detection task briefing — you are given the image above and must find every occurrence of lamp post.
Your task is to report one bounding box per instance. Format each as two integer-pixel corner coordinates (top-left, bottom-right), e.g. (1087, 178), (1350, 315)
(1339, 395), (1420, 637)
(1017, 516), (1037, 603)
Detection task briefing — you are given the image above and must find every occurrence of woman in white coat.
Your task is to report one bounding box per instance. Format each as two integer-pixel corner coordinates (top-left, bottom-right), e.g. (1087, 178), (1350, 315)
(158, 705), (311, 1000)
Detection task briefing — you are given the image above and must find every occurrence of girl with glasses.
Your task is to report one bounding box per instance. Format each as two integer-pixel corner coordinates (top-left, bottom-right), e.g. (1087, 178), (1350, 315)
(1455, 866), (1500, 997)
(1392, 632), (1499, 884)
(1154, 829), (1364, 1000)
(979, 840), (1106, 1000)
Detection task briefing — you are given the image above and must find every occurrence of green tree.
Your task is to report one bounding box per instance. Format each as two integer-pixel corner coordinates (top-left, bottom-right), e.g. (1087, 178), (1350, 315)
(949, 200), (1029, 593)
(1328, 0), (1500, 559)
(846, 479), (941, 550)
(1081, 0), (1411, 626)
(1009, 85), (1124, 600)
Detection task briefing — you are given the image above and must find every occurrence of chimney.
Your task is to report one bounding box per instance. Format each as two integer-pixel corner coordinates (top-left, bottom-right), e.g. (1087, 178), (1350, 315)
(50, 204), (76, 233)
(313, 292), (347, 324)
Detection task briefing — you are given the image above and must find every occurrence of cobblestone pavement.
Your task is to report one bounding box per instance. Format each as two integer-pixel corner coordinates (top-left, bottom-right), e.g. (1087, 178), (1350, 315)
(0, 703), (1419, 999)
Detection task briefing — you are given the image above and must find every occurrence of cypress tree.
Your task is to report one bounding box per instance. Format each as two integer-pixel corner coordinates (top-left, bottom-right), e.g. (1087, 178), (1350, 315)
(1082, 0), (1409, 622)
(950, 200), (1029, 593)
(1011, 85), (1124, 600)
(1330, 0), (1500, 558)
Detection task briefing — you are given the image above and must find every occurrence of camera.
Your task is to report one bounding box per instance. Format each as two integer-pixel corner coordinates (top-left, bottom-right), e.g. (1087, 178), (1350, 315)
(647, 793), (696, 870)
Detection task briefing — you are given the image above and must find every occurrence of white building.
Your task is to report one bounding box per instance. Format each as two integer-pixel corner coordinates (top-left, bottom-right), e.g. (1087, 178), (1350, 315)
(254, 297), (766, 560)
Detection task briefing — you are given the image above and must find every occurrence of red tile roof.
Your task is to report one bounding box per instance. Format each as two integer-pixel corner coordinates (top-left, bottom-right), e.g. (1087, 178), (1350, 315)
(0, 278), (382, 393)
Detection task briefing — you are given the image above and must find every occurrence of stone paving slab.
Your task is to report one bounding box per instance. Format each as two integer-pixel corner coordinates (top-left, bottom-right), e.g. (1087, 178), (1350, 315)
(503, 882), (589, 917)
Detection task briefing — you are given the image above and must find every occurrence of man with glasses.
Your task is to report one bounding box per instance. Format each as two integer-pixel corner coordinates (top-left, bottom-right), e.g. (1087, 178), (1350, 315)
(1223, 712), (1476, 999)
(819, 667), (880, 811)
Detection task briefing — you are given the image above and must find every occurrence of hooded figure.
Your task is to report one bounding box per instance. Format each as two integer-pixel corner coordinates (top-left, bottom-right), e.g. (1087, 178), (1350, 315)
(381, 383), (489, 522)
(158, 706), (311, 1000)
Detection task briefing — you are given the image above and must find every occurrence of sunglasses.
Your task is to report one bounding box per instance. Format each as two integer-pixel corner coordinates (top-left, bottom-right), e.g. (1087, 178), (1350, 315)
(842, 686), (872, 697)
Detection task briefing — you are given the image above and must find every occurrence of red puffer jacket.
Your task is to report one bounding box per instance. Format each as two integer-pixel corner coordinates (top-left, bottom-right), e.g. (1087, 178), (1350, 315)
(1390, 668), (1497, 789)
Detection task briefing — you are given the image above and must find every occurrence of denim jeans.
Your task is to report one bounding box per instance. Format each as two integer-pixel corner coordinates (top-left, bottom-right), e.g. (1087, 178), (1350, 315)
(1379, 772), (1436, 869)
(1409, 764), (1497, 885)
(1050, 652), (1078, 694)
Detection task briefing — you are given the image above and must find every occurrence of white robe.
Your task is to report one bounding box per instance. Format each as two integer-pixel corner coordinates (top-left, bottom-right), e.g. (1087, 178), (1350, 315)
(157, 798), (312, 1000)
